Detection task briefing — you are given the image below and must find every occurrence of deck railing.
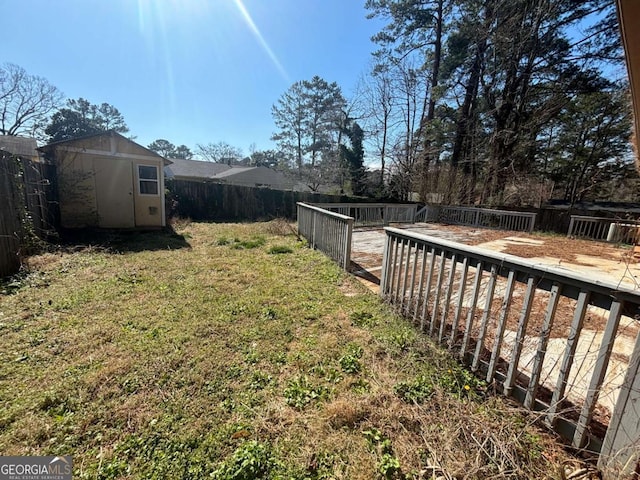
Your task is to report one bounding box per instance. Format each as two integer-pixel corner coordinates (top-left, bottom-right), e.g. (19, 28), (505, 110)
(297, 202), (353, 270)
(313, 203), (418, 227)
(415, 205), (440, 223)
(568, 215), (640, 244)
(439, 206), (536, 232)
(380, 227), (640, 477)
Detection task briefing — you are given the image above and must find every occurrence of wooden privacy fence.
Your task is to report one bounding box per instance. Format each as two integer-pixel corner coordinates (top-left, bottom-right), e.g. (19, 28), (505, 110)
(380, 227), (640, 477)
(438, 205), (536, 232)
(167, 179), (356, 222)
(568, 215), (640, 244)
(297, 202), (353, 270)
(0, 154), (23, 276)
(0, 153), (58, 277)
(312, 203), (418, 227)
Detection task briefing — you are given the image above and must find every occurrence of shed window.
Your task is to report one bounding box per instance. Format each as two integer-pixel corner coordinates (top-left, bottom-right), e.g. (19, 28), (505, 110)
(138, 165), (159, 195)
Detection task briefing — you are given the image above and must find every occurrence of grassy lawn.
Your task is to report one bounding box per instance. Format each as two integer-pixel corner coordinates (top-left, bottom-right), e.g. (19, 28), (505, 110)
(0, 221), (579, 479)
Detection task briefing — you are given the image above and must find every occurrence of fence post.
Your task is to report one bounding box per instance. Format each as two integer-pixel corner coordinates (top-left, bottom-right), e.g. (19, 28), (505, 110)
(380, 231), (391, 296)
(311, 210), (317, 249)
(343, 217), (353, 270)
(383, 205), (389, 226)
(567, 216), (575, 237)
(599, 326), (640, 478)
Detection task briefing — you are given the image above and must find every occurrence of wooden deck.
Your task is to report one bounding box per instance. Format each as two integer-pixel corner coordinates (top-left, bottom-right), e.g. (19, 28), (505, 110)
(350, 222), (640, 293)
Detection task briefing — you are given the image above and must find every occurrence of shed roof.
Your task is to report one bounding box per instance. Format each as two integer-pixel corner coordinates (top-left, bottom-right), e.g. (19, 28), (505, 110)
(39, 130), (171, 164)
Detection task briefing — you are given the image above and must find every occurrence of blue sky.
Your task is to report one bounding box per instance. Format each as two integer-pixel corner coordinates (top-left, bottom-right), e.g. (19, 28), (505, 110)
(3, 0), (386, 155)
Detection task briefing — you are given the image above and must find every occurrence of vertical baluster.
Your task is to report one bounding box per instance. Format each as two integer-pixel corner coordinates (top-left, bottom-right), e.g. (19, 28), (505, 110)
(524, 283), (561, 410)
(420, 249), (437, 331)
(600, 323), (640, 473)
(461, 261), (484, 360)
(448, 256), (469, 349)
(472, 264), (498, 372)
(547, 290), (590, 425)
(399, 241), (413, 310)
(438, 254), (458, 343)
(486, 270), (516, 383)
(407, 243), (420, 314)
(393, 239), (407, 304)
(430, 251), (447, 336)
(504, 276), (537, 396)
(413, 246), (428, 323)
(573, 300), (624, 449)
(388, 236), (400, 300)
(380, 233), (392, 296)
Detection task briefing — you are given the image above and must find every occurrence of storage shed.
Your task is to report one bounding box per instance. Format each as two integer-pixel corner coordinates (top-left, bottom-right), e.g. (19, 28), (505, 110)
(39, 131), (170, 229)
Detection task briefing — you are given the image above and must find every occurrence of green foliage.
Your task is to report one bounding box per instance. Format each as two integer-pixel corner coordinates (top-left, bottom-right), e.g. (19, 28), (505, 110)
(437, 364), (486, 398)
(339, 344), (364, 374)
(363, 429), (403, 479)
(271, 76), (346, 172)
(304, 451), (337, 479)
(283, 376), (329, 409)
(365, 0), (634, 204)
(393, 375), (434, 404)
(45, 97), (128, 142)
(378, 454), (402, 479)
(394, 364), (484, 403)
(380, 327), (416, 354)
(350, 310), (376, 328)
(363, 428), (393, 455)
(340, 121), (366, 195)
(350, 378), (370, 394)
(211, 441), (275, 480)
(249, 371), (273, 391)
(230, 236), (266, 250)
(545, 88), (633, 205)
(147, 139), (193, 159)
(267, 245), (293, 254)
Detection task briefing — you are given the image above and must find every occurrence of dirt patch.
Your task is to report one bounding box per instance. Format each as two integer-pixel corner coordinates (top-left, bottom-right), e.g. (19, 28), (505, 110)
(350, 252), (383, 270)
(496, 235), (636, 265)
(438, 224), (518, 245)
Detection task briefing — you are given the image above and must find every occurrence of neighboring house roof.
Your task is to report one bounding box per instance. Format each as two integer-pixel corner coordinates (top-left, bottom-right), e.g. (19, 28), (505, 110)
(0, 135), (39, 159)
(165, 158), (295, 190)
(213, 166), (258, 178)
(38, 130), (172, 165)
(164, 158), (232, 180)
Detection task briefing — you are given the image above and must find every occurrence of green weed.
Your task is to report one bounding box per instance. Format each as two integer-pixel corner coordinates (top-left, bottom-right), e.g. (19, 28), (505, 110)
(339, 344), (364, 374)
(283, 376), (329, 409)
(230, 236), (266, 250)
(267, 245), (293, 254)
(211, 440), (276, 480)
(393, 375), (434, 404)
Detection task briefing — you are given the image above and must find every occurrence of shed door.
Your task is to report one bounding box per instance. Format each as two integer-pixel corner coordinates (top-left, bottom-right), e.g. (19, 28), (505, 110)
(94, 158), (135, 228)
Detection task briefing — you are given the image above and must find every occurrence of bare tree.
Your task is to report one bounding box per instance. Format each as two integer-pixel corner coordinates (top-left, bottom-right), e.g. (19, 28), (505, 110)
(196, 141), (243, 164)
(0, 63), (63, 138)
